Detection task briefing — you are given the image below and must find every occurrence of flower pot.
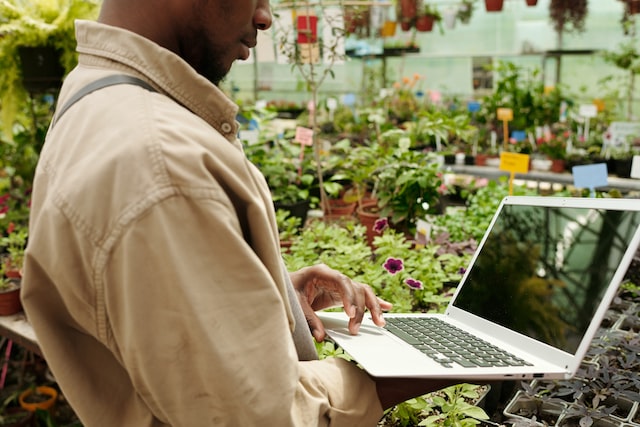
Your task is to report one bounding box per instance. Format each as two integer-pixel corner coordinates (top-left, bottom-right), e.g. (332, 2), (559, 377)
(415, 15), (434, 32)
(613, 158), (633, 178)
(525, 0), (538, 5)
(297, 14), (318, 43)
(0, 280), (22, 316)
(380, 20), (397, 37)
(531, 158), (552, 172)
(18, 386), (58, 413)
(323, 199), (356, 220)
(627, 0), (640, 15)
(484, 0), (504, 12)
(550, 159), (565, 173)
(398, 0), (417, 31)
(442, 7), (457, 29)
(399, 0), (418, 20)
(356, 200), (381, 248)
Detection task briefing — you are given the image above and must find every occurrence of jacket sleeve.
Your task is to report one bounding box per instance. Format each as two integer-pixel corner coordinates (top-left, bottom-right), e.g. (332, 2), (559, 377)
(103, 194), (383, 426)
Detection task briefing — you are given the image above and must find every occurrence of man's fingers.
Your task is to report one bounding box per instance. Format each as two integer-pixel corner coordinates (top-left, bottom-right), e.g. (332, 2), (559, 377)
(306, 312), (327, 342)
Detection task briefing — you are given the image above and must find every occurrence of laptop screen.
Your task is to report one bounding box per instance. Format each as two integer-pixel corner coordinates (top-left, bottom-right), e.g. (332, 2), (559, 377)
(452, 202), (640, 354)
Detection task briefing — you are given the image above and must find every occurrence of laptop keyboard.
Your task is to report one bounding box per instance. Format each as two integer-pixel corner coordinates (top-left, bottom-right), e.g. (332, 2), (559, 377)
(384, 317), (534, 368)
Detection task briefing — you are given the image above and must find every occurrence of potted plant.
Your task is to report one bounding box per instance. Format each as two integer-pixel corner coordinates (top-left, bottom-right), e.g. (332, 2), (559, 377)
(243, 137), (318, 224)
(0, 0), (100, 138)
(398, 0), (418, 31)
(456, 0), (476, 24)
(0, 263), (22, 316)
(276, 209), (303, 252)
(484, 0), (504, 12)
(549, 0), (588, 35)
(376, 148), (447, 237)
(0, 227), (28, 279)
(415, 3), (442, 33)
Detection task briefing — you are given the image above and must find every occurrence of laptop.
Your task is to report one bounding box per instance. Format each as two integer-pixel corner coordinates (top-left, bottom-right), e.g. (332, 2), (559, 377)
(318, 196), (640, 380)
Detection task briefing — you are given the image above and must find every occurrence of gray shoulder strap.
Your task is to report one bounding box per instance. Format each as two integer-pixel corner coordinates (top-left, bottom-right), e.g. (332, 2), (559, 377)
(50, 74), (157, 128)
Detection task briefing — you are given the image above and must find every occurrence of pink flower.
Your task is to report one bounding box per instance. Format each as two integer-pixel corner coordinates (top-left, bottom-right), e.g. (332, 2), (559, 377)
(373, 218), (388, 233)
(405, 278), (423, 290)
(383, 257), (404, 275)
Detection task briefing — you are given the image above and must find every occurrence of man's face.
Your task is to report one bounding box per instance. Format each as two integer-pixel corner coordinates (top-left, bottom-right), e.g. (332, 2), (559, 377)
(183, 0), (272, 85)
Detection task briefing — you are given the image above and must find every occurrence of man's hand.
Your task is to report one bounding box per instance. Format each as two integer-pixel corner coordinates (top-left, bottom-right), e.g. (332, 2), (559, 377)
(289, 264), (392, 342)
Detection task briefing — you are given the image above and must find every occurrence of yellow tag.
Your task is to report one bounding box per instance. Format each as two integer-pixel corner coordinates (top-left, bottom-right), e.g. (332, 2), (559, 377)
(499, 152), (529, 174)
(497, 108), (513, 122)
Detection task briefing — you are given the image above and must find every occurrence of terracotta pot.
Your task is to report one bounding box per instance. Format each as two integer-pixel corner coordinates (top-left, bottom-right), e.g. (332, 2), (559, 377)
(399, 0), (418, 20)
(0, 281), (22, 316)
(323, 199), (356, 220)
(415, 15), (434, 32)
(550, 159), (565, 174)
(525, 0), (538, 5)
(628, 0), (640, 14)
(356, 200), (381, 248)
(398, 0), (417, 31)
(484, 0), (504, 12)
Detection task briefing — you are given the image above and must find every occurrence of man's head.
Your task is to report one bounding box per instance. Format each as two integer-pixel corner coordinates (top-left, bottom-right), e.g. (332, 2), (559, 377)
(98, 0), (272, 85)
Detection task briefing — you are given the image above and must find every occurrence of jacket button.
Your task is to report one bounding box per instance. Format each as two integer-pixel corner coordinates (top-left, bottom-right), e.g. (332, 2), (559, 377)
(221, 123), (232, 133)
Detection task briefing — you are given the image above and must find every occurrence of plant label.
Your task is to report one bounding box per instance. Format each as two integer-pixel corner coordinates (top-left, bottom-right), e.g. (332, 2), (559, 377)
(499, 151), (529, 195)
(497, 108), (513, 121)
(631, 155), (640, 179)
(579, 104), (597, 118)
(510, 130), (526, 142)
(499, 152), (529, 174)
(294, 126), (314, 146)
(467, 101), (480, 113)
(572, 163), (608, 196)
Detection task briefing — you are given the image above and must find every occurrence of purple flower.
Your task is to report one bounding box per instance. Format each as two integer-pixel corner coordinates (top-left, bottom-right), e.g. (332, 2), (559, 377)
(405, 278), (423, 290)
(458, 267), (467, 275)
(383, 257), (404, 275)
(373, 217), (388, 233)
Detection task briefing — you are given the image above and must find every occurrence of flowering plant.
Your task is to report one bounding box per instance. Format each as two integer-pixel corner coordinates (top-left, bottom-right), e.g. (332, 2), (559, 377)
(537, 131), (569, 160)
(282, 219), (471, 314)
(376, 144), (449, 236)
(385, 74), (424, 124)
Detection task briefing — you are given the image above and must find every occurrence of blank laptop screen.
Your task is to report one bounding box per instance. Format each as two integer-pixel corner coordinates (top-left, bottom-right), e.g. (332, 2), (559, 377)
(452, 203), (640, 354)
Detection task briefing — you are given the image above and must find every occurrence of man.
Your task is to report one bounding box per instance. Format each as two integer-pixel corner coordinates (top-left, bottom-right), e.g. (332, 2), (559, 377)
(21, 0), (453, 425)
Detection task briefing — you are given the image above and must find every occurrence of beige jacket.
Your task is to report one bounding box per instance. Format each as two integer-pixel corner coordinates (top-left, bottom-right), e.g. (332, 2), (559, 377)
(21, 20), (382, 426)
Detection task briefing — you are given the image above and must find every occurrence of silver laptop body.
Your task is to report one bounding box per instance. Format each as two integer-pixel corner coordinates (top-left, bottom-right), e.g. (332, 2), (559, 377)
(318, 196), (640, 380)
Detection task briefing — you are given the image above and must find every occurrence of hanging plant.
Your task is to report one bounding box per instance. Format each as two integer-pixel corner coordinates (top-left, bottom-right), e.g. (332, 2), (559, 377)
(484, 0), (504, 12)
(548, 0), (588, 34)
(398, 0), (418, 31)
(456, 0), (475, 24)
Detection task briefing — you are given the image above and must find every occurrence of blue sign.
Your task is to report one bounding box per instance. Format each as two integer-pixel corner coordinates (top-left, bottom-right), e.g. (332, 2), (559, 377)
(511, 130), (526, 142)
(467, 101), (481, 113)
(573, 163), (609, 197)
